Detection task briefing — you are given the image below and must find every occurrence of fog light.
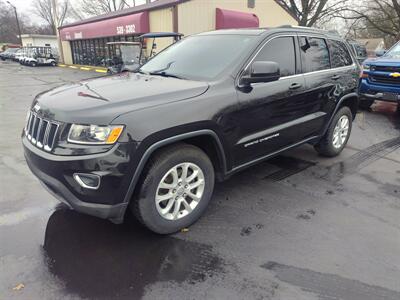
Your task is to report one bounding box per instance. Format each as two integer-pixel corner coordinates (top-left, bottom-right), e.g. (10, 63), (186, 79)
(73, 173), (101, 190)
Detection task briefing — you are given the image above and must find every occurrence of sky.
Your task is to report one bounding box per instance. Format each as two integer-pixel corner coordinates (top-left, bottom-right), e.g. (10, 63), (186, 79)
(5, 0), (148, 25)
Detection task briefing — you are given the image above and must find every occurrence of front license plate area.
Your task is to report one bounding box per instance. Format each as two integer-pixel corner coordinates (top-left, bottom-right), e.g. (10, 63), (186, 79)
(382, 92), (398, 101)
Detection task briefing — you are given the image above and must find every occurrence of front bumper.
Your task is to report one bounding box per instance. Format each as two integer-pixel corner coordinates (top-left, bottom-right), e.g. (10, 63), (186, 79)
(23, 136), (138, 223)
(359, 78), (400, 102)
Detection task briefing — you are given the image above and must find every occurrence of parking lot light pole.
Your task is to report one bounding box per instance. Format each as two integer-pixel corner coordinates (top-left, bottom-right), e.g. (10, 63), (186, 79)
(6, 1), (23, 46)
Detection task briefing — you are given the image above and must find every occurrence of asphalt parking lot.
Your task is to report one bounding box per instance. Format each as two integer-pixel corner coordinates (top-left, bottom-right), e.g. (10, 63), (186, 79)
(1, 60), (400, 300)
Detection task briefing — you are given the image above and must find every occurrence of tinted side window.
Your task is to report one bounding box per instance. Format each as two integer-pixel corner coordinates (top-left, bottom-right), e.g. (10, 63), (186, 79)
(300, 37), (330, 73)
(329, 40), (353, 67)
(254, 37), (296, 77)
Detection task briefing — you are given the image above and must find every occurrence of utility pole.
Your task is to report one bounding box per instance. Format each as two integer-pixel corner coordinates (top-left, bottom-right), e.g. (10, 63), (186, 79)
(6, 1), (22, 46)
(51, 0), (65, 63)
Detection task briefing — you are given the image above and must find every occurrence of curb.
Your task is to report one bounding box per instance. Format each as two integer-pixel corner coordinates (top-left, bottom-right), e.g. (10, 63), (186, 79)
(58, 64), (108, 73)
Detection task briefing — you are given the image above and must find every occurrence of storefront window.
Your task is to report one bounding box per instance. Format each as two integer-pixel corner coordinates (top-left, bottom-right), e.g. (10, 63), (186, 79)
(71, 35), (141, 66)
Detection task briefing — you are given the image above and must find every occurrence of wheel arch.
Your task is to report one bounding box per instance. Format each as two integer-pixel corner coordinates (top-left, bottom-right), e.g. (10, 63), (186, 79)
(322, 92), (358, 135)
(338, 93), (359, 119)
(122, 129), (228, 207)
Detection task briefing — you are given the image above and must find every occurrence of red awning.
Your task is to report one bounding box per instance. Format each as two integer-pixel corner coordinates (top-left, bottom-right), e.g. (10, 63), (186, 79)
(60, 11), (149, 41)
(216, 8), (259, 30)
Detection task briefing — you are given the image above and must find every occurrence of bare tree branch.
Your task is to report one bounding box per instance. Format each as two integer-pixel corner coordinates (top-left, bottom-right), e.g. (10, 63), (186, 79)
(31, 0), (70, 34)
(339, 0), (400, 40)
(276, 0), (350, 27)
(77, 0), (137, 16)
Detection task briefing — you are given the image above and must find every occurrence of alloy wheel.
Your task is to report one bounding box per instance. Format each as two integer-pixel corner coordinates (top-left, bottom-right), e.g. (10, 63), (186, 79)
(332, 115), (349, 149)
(155, 162), (205, 220)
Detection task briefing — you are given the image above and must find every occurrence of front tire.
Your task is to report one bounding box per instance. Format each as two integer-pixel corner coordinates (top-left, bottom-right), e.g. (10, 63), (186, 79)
(314, 106), (352, 157)
(131, 143), (215, 234)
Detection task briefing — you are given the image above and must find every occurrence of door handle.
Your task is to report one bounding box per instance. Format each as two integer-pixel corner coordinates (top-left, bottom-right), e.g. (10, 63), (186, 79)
(289, 83), (302, 90)
(331, 74), (341, 80)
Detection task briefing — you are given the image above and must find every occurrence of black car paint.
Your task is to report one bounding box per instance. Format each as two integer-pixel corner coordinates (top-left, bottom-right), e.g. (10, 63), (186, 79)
(22, 28), (360, 223)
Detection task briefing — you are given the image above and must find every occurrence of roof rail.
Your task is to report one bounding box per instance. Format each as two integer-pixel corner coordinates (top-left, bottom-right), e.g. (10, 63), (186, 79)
(277, 25), (341, 36)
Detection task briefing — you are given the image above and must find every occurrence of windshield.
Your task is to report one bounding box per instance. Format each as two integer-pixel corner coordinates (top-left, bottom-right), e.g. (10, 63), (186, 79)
(384, 42), (400, 58)
(120, 45), (141, 66)
(139, 34), (256, 81)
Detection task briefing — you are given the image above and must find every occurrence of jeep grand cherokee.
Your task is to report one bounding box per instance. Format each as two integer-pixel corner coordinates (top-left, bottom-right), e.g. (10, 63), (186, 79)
(22, 26), (360, 234)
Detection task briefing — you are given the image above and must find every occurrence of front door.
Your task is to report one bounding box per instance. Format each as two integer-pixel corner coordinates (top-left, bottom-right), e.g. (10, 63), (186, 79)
(234, 35), (309, 166)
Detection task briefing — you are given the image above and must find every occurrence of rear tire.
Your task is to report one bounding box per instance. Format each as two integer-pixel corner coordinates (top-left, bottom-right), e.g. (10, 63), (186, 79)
(131, 143), (215, 234)
(314, 106), (352, 157)
(359, 99), (374, 110)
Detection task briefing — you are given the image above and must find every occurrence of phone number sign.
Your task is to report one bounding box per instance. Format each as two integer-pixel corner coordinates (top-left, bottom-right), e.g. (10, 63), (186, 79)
(116, 24), (136, 35)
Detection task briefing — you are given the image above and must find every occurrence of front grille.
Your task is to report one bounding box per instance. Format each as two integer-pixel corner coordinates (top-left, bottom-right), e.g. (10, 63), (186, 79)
(371, 66), (400, 73)
(25, 111), (60, 151)
(370, 74), (400, 85)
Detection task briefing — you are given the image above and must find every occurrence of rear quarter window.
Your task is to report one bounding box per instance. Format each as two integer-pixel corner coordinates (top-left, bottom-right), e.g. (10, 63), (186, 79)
(300, 37), (330, 73)
(329, 40), (353, 68)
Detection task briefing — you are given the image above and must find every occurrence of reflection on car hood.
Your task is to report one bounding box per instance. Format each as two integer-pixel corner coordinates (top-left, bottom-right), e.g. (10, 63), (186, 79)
(364, 57), (400, 66)
(32, 72), (209, 124)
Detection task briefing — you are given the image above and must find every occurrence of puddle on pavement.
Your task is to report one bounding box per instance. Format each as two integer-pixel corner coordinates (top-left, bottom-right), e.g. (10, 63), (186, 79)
(263, 156), (316, 181)
(262, 261), (400, 300)
(43, 205), (224, 299)
(309, 137), (400, 183)
(261, 104), (400, 184)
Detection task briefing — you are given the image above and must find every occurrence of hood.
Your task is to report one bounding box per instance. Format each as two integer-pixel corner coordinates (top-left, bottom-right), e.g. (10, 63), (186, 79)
(364, 57), (400, 66)
(33, 72), (209, 124)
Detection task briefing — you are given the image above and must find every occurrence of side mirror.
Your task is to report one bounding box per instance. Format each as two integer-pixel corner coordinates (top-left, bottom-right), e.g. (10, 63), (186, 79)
(375, 50), (386, 57)
(241, 61), (280, 85)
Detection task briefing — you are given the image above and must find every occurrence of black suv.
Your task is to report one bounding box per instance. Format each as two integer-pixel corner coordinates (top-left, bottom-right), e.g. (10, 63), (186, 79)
(23, 26), (359, 234)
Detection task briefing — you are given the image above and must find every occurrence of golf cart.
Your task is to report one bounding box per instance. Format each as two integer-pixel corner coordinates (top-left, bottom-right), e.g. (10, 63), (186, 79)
(25, 47), (58, 67)
(20, 47), (40, 65)
(13, 48), (25, 62)
(106, 42), (143, 74)
(105, 32), (183, 74)
(139, 32), (183, 62)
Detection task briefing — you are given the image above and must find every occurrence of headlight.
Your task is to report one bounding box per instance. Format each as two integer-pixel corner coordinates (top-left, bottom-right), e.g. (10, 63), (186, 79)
(362, 64), (370, 71)
(67, 124), (124, 145)
(24, 110), (31, 132)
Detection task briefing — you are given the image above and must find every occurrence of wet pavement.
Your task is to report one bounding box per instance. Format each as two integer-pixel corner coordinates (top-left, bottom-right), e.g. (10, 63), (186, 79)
(1, 60), (400, 299)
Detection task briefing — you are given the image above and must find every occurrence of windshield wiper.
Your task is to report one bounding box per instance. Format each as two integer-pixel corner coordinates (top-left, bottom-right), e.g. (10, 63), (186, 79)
(136, 70), (149, 75)
(148, 71), (185, 80)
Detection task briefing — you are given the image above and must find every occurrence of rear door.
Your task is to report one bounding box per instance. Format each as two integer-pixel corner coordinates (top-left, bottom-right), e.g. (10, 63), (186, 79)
(299, 36), (358, 138)
(327, 38), (358, 98)
(298, 36), (336, 139)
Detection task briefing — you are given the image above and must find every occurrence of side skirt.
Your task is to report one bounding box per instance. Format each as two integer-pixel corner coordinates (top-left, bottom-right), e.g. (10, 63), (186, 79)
(225, 135), (320, 178)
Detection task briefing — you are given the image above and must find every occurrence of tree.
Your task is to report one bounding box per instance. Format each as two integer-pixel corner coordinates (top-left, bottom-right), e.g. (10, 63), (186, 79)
(32, 0), (69, 34)
(76, 0), (158, 17)
(342, 0), (400, 45)
(276, 0), (349, 27)
(78, 0), (138, 16)
(0, 1), (54, 44)
(0, 1), (20, 43)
